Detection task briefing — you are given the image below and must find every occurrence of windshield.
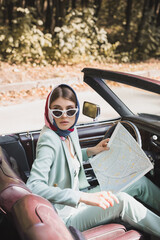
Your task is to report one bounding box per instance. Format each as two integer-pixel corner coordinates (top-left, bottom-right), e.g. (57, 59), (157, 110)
(107, 81), (160, 117)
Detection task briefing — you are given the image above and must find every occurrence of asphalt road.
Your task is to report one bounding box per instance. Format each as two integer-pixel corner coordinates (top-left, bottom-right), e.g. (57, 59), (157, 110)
(0, 90), (110, 135)
(0, 87), (160, 135)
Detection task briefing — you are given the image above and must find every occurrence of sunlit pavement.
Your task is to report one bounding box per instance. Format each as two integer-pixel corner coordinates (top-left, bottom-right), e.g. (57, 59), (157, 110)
(0, 87), (160, 135)
(1, 69), (160, 135)
(0, 90), (104, 135)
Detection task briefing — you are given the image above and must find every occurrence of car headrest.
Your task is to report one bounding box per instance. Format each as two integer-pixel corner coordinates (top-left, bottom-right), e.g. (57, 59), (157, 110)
(11, 194), (74, 240)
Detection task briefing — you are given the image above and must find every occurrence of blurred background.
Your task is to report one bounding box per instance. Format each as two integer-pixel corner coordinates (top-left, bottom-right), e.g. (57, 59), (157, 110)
(1, 0), (160, 64)
(0, 0), (160, 134)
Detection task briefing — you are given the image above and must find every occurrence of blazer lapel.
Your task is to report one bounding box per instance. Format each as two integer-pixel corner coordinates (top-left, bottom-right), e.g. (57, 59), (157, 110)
(70, 132), (82, 165)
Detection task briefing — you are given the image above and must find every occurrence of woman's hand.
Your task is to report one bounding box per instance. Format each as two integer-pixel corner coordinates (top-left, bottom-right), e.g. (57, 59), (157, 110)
(79, 191), (119, 210)
(87, 138), (110, 157)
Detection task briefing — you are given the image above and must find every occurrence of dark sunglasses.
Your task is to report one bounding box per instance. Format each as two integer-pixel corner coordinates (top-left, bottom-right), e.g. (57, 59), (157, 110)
(49, 108), (78, 118)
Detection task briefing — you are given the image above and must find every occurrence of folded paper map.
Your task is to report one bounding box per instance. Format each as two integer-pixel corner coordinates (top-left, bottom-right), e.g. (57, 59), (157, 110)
(89, 122), (153, 193)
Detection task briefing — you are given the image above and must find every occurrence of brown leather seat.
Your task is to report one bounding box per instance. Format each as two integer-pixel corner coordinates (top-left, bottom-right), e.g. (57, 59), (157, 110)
(11, 194), (74, 240)
(112, 230), (144, 240)
(83, 224), (144, 240)
(83, 224), (126, 240)
(0, 147), (31, 213)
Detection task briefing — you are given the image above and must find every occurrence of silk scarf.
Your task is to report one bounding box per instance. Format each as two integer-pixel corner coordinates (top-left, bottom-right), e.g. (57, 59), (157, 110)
(44, 84), (80, 140)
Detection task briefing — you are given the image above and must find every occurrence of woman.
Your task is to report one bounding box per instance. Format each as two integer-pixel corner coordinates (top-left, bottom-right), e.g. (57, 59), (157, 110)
(27, 84), (160, 237)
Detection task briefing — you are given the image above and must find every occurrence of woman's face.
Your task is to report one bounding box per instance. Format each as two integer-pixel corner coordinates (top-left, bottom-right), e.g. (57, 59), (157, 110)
(50, 97), (76, 130)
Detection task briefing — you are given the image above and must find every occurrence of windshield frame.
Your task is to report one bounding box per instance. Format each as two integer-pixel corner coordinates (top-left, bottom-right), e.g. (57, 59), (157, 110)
(82, 68), (160, 94)
(82, 68), (160, 118)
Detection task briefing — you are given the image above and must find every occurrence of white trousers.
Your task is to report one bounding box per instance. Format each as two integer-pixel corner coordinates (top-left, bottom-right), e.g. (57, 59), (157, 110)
(66, 176), (160, 237)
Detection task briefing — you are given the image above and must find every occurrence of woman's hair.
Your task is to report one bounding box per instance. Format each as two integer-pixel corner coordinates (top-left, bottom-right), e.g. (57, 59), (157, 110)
(49, 85), (77, 107)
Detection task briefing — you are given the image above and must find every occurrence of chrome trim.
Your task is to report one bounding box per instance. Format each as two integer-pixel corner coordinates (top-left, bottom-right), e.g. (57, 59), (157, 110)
(19, 130), (41, 137)
(80, 135), (104, 142)
(77, 119), (119, 129)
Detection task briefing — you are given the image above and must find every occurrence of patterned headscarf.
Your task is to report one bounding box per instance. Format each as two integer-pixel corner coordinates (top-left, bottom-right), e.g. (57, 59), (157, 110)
(44, 84), (80, 140)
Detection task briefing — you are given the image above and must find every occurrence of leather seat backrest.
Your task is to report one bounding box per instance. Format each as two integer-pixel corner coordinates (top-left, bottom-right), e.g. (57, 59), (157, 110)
(0, 135), (30, 182)
(0, 146), (31, 212)
(11, 194), (74, 240)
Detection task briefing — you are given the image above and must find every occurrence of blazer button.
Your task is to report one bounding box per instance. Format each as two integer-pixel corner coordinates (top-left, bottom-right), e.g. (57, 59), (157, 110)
(54, 183), (58, 187)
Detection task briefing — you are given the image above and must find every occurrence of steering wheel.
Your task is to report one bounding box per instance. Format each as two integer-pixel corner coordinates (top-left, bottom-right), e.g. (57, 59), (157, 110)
(103, 120), (142, 148)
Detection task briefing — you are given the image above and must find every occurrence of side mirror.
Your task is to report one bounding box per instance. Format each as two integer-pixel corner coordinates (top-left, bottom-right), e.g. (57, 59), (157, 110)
(82, 101), (100, 121)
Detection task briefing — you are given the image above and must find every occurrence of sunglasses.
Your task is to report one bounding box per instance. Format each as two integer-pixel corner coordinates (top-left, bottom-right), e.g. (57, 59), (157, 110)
(49, 108), (78, 118)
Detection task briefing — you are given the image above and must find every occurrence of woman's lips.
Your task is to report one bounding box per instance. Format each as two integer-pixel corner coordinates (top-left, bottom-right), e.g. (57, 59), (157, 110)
(60, 121), (69, 125)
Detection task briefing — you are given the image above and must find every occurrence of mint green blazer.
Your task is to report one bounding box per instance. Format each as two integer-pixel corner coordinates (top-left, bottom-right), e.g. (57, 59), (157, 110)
(26, 126), (89, 208)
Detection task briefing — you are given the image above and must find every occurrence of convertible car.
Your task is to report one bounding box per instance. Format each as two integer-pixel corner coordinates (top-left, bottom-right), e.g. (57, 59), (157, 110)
(0, 68), (160, 240)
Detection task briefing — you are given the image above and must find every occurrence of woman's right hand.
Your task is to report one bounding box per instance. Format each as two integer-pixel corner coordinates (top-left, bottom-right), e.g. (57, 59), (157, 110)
(79, 191), (119, 210)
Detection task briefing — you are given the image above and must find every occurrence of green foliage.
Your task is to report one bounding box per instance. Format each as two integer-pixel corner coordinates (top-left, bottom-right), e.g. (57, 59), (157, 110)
(0, 8), (52, 65)
(0, 7), (118, 65)
(50, 8), (118, 64)
(1, 2), (159, 65)
(97, 0), (160, 62)
(136, 11), (160, 60)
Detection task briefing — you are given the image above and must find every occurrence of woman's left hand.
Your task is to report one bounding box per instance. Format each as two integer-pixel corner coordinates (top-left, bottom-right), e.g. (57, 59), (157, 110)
(87, 138), (110, 157)
(79, 190), (119, 209)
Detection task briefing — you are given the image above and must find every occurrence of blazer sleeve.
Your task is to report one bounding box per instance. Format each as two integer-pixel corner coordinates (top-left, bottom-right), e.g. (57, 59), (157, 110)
(82, 148), (89, 162)
(26, 127), (81, 208)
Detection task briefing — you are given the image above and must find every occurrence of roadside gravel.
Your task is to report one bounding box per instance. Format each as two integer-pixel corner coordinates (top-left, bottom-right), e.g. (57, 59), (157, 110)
(0, 60), (160, 106)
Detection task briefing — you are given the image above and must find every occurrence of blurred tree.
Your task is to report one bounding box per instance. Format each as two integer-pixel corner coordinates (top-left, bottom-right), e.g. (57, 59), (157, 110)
(134, 0), (160, 59)
(135, 0), (149, 43)
(25, 0), (36, 7)
(125, 0), (132, 39)
(72, 0), (76, 9)
(55, 0), (65, 27)
(44, 0), (53, 32)
(3, 0), (14, 27)
(0, 0), (160, 63)
(94, 0), (102, 18)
